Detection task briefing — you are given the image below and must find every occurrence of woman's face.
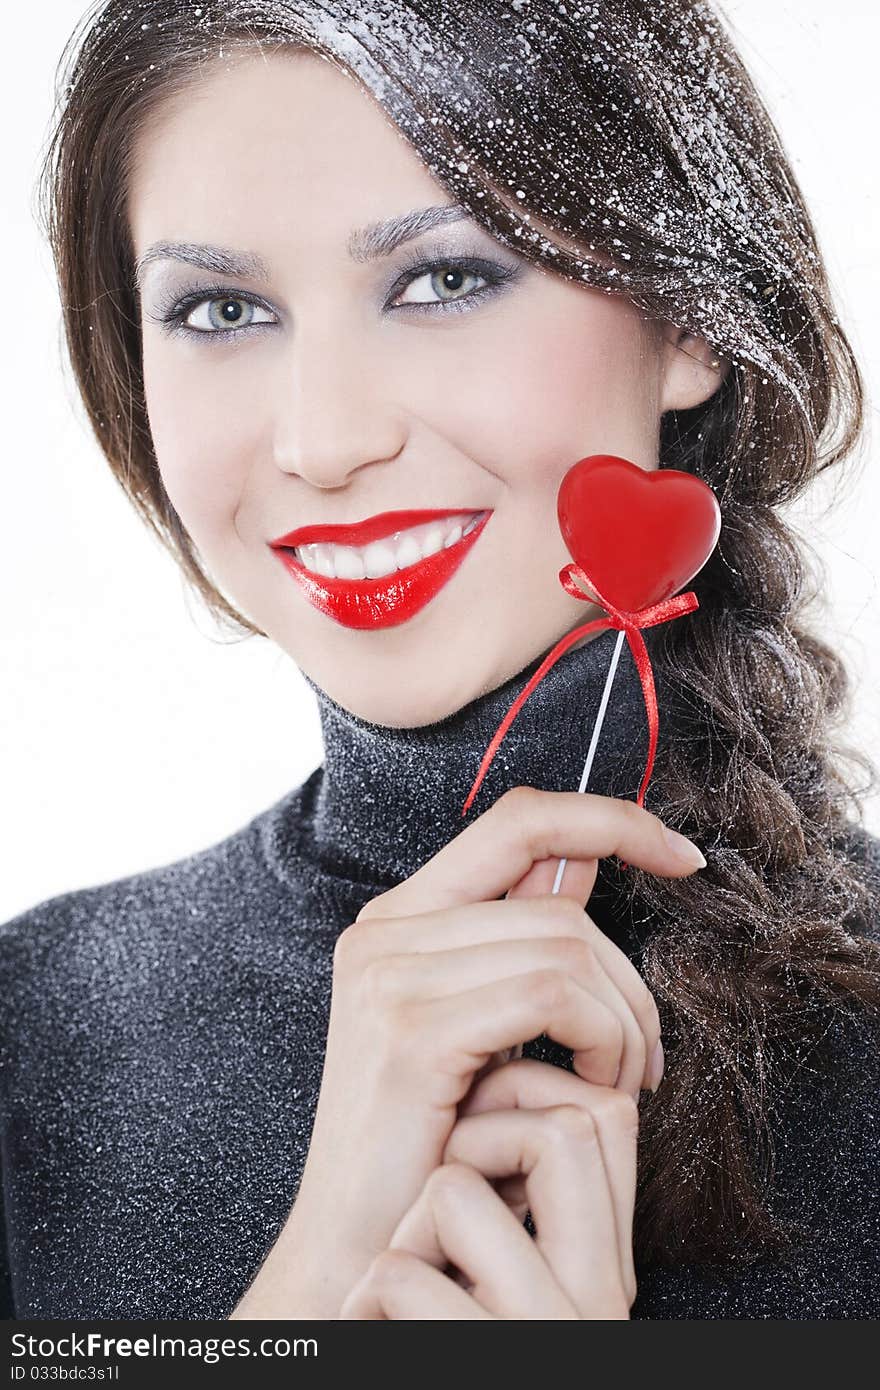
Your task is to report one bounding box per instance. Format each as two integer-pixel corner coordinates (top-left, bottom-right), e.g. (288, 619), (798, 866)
(129, 48), (721, 726)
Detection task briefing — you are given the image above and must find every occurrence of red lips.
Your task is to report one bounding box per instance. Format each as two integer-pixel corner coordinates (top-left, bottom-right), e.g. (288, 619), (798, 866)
(269, 508), (481, 550)
(270, 510), (492, 631)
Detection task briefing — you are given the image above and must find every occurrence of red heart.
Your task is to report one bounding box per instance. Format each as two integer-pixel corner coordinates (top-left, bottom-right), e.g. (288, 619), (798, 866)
(557, 454), (721, 612)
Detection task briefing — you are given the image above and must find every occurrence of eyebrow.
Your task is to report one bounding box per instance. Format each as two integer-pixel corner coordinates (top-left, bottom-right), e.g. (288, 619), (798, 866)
(133, 204), (471, 290)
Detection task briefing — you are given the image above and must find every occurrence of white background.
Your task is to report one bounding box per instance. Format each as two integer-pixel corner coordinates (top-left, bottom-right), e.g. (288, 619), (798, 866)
(2, 1), (878, 922)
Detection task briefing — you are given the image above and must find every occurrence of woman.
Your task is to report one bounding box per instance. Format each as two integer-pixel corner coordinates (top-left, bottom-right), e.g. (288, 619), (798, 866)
(2, 0), (878, 1320)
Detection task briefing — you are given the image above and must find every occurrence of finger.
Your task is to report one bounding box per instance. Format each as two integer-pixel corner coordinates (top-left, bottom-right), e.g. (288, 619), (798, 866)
(348, 895), (658, 1100)
(455, 1061), (633, 1289)
(470, 1043), (521, 1090)
(378, 934), (648, 1098)
(447, 1105), (633, 1319)
(576, 921), (662, 1093)
(444, 1067), (639, 1306)
(387, 1162), (578, 1319)
(355, 787), (705, 920)
(351, 891), (592, 955)
(411, 965), (627, 1090)
(339, 1249), (492, 1320)
(504, 877), (663, 1085)
(459, 1053), (624, 1117)
(505, 853), (598, 908)
(454, 1057), (638, 1295)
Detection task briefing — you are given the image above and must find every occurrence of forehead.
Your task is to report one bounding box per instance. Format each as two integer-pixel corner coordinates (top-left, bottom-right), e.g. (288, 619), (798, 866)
(127, 48), (445, 251)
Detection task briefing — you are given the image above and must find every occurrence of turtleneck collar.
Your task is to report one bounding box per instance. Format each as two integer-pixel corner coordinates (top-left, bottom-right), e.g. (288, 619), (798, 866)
(299, 626), (654, 892)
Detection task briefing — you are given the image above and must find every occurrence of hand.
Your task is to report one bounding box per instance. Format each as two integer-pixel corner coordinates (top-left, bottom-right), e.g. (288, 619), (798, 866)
(231, 788), (700, 1318)
(340, 1058), (638, 1319)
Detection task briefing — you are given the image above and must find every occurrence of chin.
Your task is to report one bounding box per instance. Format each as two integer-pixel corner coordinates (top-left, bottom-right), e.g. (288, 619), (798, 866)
(336, 669), (486, 730)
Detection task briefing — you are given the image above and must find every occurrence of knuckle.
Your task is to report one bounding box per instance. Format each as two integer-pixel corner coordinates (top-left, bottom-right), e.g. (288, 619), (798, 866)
(378, 996), (418, 1053)
(620, 798), (654, 835)
(358, 955), (403, 1008)
(599, 1085), (640, 1130)
(632, 801), (658, 824)
(544, 1103), (599, 1147)
(546, 894), (587, 929)
(332, 921), (362, 968)
(492, 784), (540, 835)
(603, 1009), (625, 1053)
(334, 919), (384, 976)
(426, 1161), (481, 1206)
(530, 967), (571, 1012)
(609, 794), (637, 823)
(368, 1249), (411, 1285)
(501, 783), (541, 813)
(354, 892), (388, 924)
(555, 933), (596, 973)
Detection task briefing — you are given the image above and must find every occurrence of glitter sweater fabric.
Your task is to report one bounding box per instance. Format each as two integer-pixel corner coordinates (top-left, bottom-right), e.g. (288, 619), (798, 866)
(1, 628), (878, 1319)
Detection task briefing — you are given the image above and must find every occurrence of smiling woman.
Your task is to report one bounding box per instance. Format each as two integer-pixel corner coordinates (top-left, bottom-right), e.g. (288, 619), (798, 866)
(2, 0), (879, 1323)
(125, 45), (704, 727)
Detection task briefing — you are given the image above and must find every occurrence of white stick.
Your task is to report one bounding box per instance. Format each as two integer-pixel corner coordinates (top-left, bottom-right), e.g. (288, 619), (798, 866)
(551, 628), (626, 896)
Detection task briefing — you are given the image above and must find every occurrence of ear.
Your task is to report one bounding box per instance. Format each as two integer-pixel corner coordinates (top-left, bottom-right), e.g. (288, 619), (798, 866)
(658, 323), (732, 413)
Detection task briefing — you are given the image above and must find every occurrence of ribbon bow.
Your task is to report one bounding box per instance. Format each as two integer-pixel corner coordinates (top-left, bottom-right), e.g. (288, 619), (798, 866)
(460, 563), (699, 817)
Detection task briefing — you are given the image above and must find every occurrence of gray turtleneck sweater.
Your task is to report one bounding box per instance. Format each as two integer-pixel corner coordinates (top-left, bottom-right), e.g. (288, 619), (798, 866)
(1, 629), (878, 1319)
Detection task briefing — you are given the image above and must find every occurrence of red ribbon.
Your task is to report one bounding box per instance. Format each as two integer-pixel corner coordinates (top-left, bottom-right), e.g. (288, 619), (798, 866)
(460, 564), (699, 817)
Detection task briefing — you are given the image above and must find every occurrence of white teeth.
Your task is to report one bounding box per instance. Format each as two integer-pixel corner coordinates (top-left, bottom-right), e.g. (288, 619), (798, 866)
(421, 525), (447, 558)
(395, 534), (422, 568)
(332, 546), (364, 580)
(294, 511), (485, 579)
(363, 540), (398, 579)
(311, 542), (336, 578)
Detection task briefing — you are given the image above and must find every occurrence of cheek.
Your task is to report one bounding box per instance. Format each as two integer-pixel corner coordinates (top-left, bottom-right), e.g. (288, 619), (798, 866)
(142, 346), (253, 540)
(398, 293), (651, 492)
(520, 294), (653, 436)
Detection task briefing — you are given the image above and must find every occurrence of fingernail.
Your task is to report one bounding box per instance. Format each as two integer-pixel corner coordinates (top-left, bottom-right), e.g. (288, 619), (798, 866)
(648, 1039), (665, 1092)
(661, 826), (706, 869)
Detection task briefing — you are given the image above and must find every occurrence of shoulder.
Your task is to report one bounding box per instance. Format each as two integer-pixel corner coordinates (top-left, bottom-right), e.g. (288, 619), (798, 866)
(0, 780), (318, 1011)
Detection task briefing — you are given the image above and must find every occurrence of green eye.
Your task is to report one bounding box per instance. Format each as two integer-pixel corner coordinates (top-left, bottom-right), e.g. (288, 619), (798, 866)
(176, 294), (277, 335)
(393, 263), (488, 308)
(386, 253), (519, 317)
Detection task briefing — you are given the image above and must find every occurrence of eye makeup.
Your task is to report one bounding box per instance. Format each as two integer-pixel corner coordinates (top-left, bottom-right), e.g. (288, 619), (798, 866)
(141, 238), (525, 344)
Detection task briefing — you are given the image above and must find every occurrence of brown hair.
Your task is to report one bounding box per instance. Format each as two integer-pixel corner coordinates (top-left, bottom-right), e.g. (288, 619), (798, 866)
(36, 0), (880, 1269)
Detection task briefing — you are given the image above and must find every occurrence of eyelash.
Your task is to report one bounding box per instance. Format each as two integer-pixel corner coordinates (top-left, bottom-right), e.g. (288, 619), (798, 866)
(146, 251), (520, 344)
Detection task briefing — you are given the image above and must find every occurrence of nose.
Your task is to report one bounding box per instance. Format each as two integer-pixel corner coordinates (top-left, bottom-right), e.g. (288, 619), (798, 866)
(272, 324), (408, 488)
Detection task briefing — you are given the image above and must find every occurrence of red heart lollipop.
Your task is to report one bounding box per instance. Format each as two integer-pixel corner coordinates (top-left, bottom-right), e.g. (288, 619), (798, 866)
(557, 455), (721, 612)
(461, 451), (720, 825)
